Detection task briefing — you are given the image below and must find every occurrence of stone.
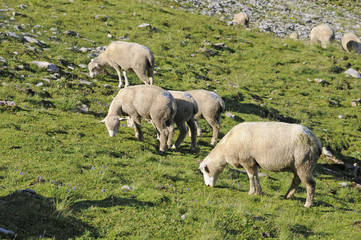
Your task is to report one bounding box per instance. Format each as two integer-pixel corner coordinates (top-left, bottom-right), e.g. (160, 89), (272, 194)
(32, 61), (59, 73)
(78, 79), (94, 86)
(138, 23), (151, 28)
(77, 104), (89, 113)
(121, 185), (132, 190)
(5, 31), (23, 41)
(225, 112), (235, 119)
(345, 68), (361, 78)
(0, 101), (17, 107)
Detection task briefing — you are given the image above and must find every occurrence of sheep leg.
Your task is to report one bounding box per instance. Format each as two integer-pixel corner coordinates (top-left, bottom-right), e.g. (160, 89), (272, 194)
(112, 65), (123, 88)
(122, 71), (129, 88)
(147, 66), (154, 85)
(205, 115), (220, 146)
(246, 167), (262, 195)
(172, 121), (188, 149)
(285, 172), (301, 200)
(153, 121), (169, 153)
(134, 69), (151, 85)
(194, 119), (202, 136)
(187, 117), (197, 150)
(299, 173), (316, 208)
(166, 118), (175, 150)
(131, 116), (144, 141)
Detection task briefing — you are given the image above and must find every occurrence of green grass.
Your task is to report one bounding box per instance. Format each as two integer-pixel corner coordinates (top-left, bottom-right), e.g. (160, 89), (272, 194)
(1, 0), (361, 239)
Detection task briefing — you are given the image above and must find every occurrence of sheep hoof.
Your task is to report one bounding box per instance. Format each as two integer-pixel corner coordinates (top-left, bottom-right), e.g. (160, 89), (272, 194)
(304, 202), (312, 208)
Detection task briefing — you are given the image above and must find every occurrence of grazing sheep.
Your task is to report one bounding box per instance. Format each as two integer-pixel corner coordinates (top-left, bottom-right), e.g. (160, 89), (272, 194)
(168, 90), (198, 150)
(232, 12), (249, 27)
(100, 85), (176, 153)
(88, 41), (155, 88)
(199, 122), (322, 207)
(341, 33), (361, 53)
(187, 90), (225, 145)
(289, 32), (299, 40)
(310, 24), (334, 48)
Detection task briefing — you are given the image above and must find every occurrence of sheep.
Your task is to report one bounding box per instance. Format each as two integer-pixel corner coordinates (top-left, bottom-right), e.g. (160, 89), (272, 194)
(289, 32), (299, 40)
(199, 122), (322, 207)
(310, 24), (335, 48)
(88, 41), (155, 88)
(341, 32), (361, 53)
(186, 90), (225, 146)
(168, 90), (198, 150)
(99, 85), (176, 153)
(232, 12), (249, 27)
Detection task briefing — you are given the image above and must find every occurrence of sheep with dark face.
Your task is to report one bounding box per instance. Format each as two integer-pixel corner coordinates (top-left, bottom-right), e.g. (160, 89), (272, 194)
(310, 24), (335, 48)
(199, 122), (322, 207)
(186, 90), (225, 146)
(168, 90), (198, 150)
(88, 41), (154, 88)
(100, 85), (176, 153)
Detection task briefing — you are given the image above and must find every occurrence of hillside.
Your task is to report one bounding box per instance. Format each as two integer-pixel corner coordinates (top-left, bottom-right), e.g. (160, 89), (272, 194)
(1, 0), (361, 239)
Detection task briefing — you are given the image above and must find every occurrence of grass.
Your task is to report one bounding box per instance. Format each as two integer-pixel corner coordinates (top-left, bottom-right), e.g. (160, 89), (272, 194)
(1, 0), (361, 239)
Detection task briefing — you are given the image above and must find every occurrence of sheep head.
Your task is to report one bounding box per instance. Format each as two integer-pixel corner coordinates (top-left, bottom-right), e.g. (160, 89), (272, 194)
(88, 58), (107, 78)
(199, 160), (221, 187)
(99, 116), (123, 137)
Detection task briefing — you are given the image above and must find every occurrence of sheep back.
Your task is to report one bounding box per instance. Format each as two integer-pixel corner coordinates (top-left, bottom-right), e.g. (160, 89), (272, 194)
(111, 85), (176, 121)
(168, 91), (198, 123)
(310, 24), (334, 48)
(210, 122), (322, 171)
(341, 33), (361, 53)
(186, 90), (225, 120)
(103, 41), (154, 72)
(232, 12), (249, 27)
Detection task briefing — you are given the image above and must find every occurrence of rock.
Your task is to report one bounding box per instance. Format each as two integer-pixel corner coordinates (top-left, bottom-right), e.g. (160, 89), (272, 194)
(351, 99), (360, 107)
(121, 185), (132, 190)
(138, 23), (151, 28)
(345, 68), (361, 78)
(339, 182), (348, 187)
(78, 79), (94, 86)
(63, 30), (81, 37)
(0, 56), (6, 63)
(36, 82), (44, 87)
(95, 15), (109, 21)
(181, 214), (187, 220)
(78, 64), (87, 69)
(0, 101), (17, 107)
(156, 185), (167, 190)
(18, 4), (28, 9)
(23, 36), (40, 45)
(225, 112), (235, 119)
(77, 103), (89, 113)
(32, 61), (59, 73)
(5, 31), (23, 41)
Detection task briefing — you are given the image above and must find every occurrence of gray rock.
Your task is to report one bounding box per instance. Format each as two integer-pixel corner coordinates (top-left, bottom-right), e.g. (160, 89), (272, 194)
(36, 82), (44, 87)
(77, 103), (89, 113)
(121, 185), (133, 190)
(225, 112), (235, 119)
(32, 61), (59, 73)
(63, 30), (80, 37)
(78, 64), (87, 69)
(345, 68), (361, 78)
(5, 31), (23, 40)
(0, 56), (6, 63)
(138, 23), (151, 28)
(0, 101), (17, 107)
(78, 79), (94, 86)
(23, 36), (39, 44)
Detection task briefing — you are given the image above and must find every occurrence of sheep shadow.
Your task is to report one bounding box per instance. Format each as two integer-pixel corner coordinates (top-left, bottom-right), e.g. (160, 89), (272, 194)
(222, 95), (300, 124)
(0, 190), (98, 239)
(71, 195), (155, 211)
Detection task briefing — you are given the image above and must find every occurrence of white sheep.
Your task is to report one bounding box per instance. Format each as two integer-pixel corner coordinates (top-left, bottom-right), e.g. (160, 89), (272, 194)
(341, 32), (361, 53)
(186, 90), (225, 145)
(232, 12), (249, 27)
(199, 122), (322, 207)
(310, 24), (335, 48)
(88, 41), (155, 88)
(168, 90), (198, 150)
(100, 85), (176, 153)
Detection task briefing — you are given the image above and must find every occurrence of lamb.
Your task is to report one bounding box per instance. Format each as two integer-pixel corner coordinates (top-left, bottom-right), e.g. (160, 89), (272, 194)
(186, 90), (225, 145)
(310, 24), (335, 48)
(232, 12), (249, 27)
(199, 122), (322, 207)
(168, 90), (198, 150)
(88, 41), (155, 88)
(341, 33), (361, 53)
(100, 85), (176, 153)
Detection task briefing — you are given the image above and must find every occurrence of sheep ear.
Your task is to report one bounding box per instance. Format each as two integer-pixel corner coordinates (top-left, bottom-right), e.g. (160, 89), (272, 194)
(98, 119), (106, 123)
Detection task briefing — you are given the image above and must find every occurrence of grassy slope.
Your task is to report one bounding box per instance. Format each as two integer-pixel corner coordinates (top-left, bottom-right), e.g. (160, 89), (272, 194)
(0, 0), (361, 239)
